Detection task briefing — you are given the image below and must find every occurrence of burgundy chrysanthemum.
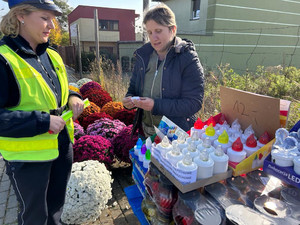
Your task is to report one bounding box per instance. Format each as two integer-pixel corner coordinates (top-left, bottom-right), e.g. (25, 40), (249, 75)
(80, 81), (102, 96)
(112, 125), (138, 163)
(81, 112), (113, 130)
(113, 109), (136, 126)
(73, 135), (114, 165)
(83, 89), (112, 108)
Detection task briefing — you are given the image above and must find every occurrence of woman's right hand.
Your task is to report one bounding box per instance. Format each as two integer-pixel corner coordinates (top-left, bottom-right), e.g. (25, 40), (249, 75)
(49, 115), (66, 134)
(122, 96), (135, 109)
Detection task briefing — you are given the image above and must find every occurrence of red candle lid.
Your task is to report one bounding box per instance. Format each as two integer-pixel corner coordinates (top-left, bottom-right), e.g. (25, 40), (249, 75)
(194, 118), (204, 129)
(206, 116), (216, 127)
(218, 113), (227, 125)
(246, 134), (257, 147)
(259, 131), (270, 144)
(232, 137), (243, 152)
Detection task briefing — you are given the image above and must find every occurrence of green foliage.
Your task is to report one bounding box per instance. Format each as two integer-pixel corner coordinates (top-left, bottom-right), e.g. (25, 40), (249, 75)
(61, 32), (70, 46)
(199, 64), (300, 130)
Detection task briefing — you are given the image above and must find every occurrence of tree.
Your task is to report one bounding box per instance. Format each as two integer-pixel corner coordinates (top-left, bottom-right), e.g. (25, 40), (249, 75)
(61, 32), (70, 46)
(53, 0), (73, 31)
(49, 18), (62, 47)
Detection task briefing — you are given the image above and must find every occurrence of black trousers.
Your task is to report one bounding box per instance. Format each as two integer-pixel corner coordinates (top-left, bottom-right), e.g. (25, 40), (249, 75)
(5, 129), (73, 225)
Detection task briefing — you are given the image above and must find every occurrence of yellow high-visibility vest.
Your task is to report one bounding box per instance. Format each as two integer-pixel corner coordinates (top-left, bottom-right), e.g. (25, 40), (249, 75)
(0, 45), (74, 162)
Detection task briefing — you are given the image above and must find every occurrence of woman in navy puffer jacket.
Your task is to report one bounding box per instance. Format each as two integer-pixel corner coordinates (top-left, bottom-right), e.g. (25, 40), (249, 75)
(122, 4), (204, 137)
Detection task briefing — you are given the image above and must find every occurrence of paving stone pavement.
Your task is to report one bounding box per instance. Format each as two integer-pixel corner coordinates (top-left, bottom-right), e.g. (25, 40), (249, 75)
(0, 156), (18, 225)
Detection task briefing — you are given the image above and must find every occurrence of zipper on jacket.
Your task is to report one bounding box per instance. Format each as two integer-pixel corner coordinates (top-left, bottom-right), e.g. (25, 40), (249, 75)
(37, 55), (59, 108)
(149, 59), (159, 127)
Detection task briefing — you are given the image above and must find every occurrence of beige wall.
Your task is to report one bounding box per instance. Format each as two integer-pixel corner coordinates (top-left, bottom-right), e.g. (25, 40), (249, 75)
(70, 18), (120, 43)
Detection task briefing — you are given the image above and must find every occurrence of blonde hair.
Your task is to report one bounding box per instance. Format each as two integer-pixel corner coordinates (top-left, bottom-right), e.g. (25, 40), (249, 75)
(143, 3), (176, 33)
(0, 5), (39, 37)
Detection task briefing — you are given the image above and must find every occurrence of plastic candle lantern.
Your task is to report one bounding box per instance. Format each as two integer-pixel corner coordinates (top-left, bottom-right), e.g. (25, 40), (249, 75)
(194, 150), (214, 179)
(156, 136), (173, 158)
(177, 153), (197, 172)
(166, 142), (184, 167)
(209, 145), (229, 174)
(173, 132), (188, 150)
(197, 137), (215, 154)
(241, 125), (256, 143)
(182, 141), (199, 159)
(190, 118), (204, 139)
(227, 137), (247, 163)
(206, 116), (216, 127)
(229, 131), (242, 145)
(272, 128), (289, 150)
(271, 136), (298, 167)
(213, 130), (231, 153)
(258, 131), (271, 148)
(215, 113), (229, 130)
(186, 131), (203, 147)
(293, 156), (300, 175)
(134, 138), (143, 156)
(201, 124), (218, 142)
(244, 134), (260, 157)
(145, 137), (152, 150)
(143, 149), (151, 169)
(139, 144), (147, 162)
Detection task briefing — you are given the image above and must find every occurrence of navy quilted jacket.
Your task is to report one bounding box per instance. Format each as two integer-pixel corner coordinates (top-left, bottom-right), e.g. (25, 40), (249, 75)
(127, 37), (205, 133)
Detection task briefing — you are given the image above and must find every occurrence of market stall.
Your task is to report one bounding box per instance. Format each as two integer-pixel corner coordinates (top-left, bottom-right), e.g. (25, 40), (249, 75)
(130, 87), (300, 225)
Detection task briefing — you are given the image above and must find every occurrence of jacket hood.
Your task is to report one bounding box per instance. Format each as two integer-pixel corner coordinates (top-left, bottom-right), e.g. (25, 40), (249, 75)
(173, 37), (196, 53)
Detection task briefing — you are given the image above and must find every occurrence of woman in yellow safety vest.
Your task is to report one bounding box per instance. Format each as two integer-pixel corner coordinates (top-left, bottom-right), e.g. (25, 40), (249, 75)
(0, 0), (84, 224)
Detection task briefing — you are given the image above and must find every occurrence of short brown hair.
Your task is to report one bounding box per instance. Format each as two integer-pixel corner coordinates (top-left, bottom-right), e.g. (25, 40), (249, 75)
(143, 4), (176, 30)
(0, 4), (39, 37)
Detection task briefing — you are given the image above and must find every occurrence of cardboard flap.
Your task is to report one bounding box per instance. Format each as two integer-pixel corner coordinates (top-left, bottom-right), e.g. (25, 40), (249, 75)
(220, 86), (280, 139)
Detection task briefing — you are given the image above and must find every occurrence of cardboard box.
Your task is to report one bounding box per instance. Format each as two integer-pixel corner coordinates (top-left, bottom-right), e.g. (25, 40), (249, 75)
(220, 86), (290, 176)
(151, 155), (232, 193)
(263, 155), (300, 189)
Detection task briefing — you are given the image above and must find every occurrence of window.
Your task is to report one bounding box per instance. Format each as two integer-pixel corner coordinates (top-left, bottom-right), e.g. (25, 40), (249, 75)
(192, 0), (200, 19)
(99, 20), (119, 31)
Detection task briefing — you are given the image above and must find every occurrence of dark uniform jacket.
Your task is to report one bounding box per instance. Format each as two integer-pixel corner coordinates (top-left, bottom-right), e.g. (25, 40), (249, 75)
(0, 35), (80, 139)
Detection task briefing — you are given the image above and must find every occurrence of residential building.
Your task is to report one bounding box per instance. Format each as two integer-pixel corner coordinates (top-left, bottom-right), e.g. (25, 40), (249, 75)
(68, 5), (143, 72)
(154, 0), (300, 73)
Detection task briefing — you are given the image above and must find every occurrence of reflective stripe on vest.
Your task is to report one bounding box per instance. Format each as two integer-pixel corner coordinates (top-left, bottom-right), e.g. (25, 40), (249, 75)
(0, 45), (74, 162)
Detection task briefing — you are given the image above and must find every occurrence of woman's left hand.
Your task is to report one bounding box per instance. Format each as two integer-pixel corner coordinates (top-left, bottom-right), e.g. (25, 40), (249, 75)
(132, 97), (154, 111)
(68, 96), (84, 120)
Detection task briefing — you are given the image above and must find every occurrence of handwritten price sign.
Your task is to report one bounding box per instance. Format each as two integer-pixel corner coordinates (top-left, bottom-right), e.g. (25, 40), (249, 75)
(220, 86), (280, 139)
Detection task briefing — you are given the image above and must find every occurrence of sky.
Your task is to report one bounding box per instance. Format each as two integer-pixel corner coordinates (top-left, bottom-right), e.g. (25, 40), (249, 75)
(0, 0), (157, 18)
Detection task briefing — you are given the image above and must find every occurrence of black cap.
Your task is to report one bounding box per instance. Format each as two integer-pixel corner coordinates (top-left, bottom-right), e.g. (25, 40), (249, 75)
(5, 0), (62, 16)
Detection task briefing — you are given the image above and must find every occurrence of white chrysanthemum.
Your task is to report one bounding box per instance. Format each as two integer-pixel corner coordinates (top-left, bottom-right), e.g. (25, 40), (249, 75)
(61, 160), (113, 224)
(69, 82), (79, 89)
(76, 78), (92, 88)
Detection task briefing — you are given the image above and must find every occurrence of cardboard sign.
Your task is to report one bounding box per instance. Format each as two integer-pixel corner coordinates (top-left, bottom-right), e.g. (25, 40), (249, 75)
(220, 86), (281, 139)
